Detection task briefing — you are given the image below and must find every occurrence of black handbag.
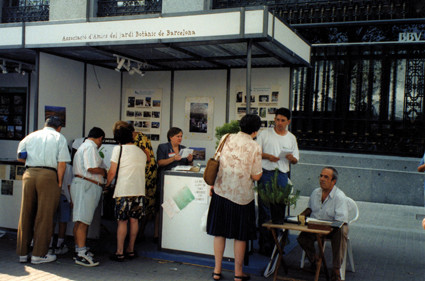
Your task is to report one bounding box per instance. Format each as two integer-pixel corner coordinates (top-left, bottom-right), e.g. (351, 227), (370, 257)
(102, 145), (122, 220)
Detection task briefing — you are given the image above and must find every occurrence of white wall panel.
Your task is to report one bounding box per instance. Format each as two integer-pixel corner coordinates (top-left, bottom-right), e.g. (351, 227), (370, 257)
(173, 70), (227, 163)
(86, 65), (121, 138)
(39, 52), (84, 144)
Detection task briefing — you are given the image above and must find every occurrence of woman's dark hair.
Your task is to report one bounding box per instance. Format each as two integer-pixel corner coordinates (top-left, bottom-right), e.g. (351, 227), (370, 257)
(114, 126), (133, 144)
(167, 127), (182, 142)
(239, 114), (261, 134)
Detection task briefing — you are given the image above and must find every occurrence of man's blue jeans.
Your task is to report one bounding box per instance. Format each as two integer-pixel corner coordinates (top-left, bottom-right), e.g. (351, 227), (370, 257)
(257, 169), (288, 254)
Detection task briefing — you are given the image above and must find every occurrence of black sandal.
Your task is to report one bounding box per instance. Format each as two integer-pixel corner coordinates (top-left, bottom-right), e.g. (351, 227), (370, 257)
(110, 253), (125, 262)
(212, 272), (222, 280)
(125, 251), (137, 259)
(234, 275), (250, 281)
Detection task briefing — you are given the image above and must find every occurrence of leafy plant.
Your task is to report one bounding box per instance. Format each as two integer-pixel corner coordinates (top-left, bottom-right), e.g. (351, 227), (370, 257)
(255, 168), (300, 207)
(215, 120), (240, 147)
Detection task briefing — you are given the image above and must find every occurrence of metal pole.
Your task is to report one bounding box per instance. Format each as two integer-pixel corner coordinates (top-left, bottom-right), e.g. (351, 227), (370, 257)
(246, 39), (252, 114)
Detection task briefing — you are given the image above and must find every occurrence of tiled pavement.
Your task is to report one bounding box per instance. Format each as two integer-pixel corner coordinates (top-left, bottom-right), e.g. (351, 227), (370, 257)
(1, 197), (425, 281)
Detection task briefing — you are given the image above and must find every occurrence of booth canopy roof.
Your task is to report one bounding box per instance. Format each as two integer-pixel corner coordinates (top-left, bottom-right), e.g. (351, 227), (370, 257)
(0, 8), (310, 72)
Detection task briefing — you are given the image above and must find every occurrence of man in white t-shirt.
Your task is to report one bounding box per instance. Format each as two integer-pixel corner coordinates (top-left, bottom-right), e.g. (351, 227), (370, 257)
(256, 107), (299, 255)
(70, 127), (106, 267)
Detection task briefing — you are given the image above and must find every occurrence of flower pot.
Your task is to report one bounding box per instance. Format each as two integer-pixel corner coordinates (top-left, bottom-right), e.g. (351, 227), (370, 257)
(269, 203), (286, 224)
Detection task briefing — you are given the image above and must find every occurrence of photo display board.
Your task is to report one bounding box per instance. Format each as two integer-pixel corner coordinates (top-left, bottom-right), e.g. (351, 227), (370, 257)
(124, 88), (162, 143)
(235, 87), (279, 128)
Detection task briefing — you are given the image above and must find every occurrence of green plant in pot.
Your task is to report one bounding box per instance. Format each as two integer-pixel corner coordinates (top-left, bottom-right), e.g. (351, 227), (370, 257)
(255, 168), (300, 224)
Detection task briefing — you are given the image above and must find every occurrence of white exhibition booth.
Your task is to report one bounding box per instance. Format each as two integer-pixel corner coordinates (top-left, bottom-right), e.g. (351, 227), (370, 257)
(0, 7), (310, 256)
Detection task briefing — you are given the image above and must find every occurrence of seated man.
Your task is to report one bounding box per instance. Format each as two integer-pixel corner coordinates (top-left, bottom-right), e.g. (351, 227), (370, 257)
(297, 167), (348, 281)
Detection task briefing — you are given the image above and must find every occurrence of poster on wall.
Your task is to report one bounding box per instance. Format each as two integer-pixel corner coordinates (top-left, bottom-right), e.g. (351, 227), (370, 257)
(124, 89), (162, 143)
(235, 87), (279, 129)
(184, 97), (214, 141)
(45, 105), (66, 127)
(0, 88), (26, 140)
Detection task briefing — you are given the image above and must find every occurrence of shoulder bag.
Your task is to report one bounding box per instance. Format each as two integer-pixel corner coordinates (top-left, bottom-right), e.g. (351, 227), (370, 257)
(203, 134), (231, 185)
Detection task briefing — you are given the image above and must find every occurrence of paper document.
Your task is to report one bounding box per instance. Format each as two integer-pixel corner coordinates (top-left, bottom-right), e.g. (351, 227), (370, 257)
(278, 148), (293, 159)
(179, 148), (193, 158)
(172, 165), (192, 171)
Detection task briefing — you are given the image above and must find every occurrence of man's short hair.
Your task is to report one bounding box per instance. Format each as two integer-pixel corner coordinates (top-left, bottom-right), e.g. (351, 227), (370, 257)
(88, 127), (105, 139)
(44, 116), (63, 129)
(275, 107), (291, 120)
(239, 114), (261, 134)
(323, 166), (338, 182)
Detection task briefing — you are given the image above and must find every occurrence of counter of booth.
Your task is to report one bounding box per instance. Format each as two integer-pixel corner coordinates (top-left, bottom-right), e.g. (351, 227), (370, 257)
(159, 170), (234, 258)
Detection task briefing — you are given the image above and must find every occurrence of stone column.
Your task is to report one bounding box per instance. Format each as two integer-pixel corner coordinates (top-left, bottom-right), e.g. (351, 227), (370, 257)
(49, 0), (89, 21)
(162, 0), (212, 14)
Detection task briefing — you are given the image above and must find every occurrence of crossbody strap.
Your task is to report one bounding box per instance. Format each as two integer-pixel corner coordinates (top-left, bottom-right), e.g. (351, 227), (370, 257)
(214, 133), (231, 160)
(114, 145), (123, 183)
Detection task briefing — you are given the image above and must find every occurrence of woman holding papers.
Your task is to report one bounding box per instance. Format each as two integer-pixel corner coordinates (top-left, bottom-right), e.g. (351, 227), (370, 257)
(206, 114), (263, 281)
(157, 127), (193, 172)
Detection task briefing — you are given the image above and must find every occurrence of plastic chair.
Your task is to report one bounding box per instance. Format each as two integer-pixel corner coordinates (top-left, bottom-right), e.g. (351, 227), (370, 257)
(300, 197), (359, 280)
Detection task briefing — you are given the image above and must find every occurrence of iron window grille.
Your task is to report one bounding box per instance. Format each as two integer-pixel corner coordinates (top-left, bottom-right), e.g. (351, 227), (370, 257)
(2, 0), (49, 23)
(97, 0), (162, 17)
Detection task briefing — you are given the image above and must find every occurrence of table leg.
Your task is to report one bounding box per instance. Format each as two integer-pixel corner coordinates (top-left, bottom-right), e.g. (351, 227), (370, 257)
(315, 234), (330, 281)
(270, 228), (289, 281)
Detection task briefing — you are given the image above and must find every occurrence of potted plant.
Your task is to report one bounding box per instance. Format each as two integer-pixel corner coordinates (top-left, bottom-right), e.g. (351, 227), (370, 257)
(255, 168), (300, 224)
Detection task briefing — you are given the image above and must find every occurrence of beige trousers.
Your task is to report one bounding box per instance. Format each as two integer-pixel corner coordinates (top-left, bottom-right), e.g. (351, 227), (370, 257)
(16, 168), (60, 257)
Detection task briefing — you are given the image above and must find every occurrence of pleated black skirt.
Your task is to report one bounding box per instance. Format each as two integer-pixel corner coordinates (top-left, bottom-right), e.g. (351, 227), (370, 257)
(206, 191), (256, 241)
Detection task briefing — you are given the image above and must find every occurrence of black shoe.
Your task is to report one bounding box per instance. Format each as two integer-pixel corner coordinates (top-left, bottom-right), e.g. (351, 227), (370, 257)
(212, 272), (222, 280)
(110, 253), (125, 262)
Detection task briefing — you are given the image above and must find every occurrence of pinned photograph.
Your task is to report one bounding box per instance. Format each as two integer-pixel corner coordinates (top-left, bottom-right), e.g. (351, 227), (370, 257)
(189, 103), (208, 133)
(150, 134), (159, 141)
(1, 180), (13, 195)
(271, 91), (279, 102)
(259, 95), (269, 102)
(45, 106), (66, 127)
(153, 100), (161, 107)
(143, 111), (152, 118)
(236, 91), (243, 103)
(136, 99), (144, 107)
(152, 111), (160, 118)
(145, 97), (151, 107)
(126, 110), (135, 117)
(260, 107), (267, 118)
(152, 122), (160, 129)
(128, 96), (135, 107)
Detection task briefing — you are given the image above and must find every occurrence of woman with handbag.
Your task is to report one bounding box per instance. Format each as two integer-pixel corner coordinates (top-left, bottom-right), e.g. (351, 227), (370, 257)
(206, 114), (263, 281)
(105, 125), (146, 261)
(113, 121), (159, 243)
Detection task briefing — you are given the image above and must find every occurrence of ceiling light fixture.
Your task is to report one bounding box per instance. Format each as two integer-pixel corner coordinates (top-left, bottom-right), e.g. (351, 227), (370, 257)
(15, 63), (25, 75)
(113, 54), (147, 77)
(115, 57), (125, 72)
(1, 61), (8, 74)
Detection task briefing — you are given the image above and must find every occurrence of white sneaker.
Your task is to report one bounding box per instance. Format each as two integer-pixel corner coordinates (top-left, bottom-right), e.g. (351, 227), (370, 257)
(55, 244), (69, 255)
(47, 248), (54, 255)
(19, 255), (28, 263)
(31, 254), (57, 264)
(75, 251), (99, 267)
